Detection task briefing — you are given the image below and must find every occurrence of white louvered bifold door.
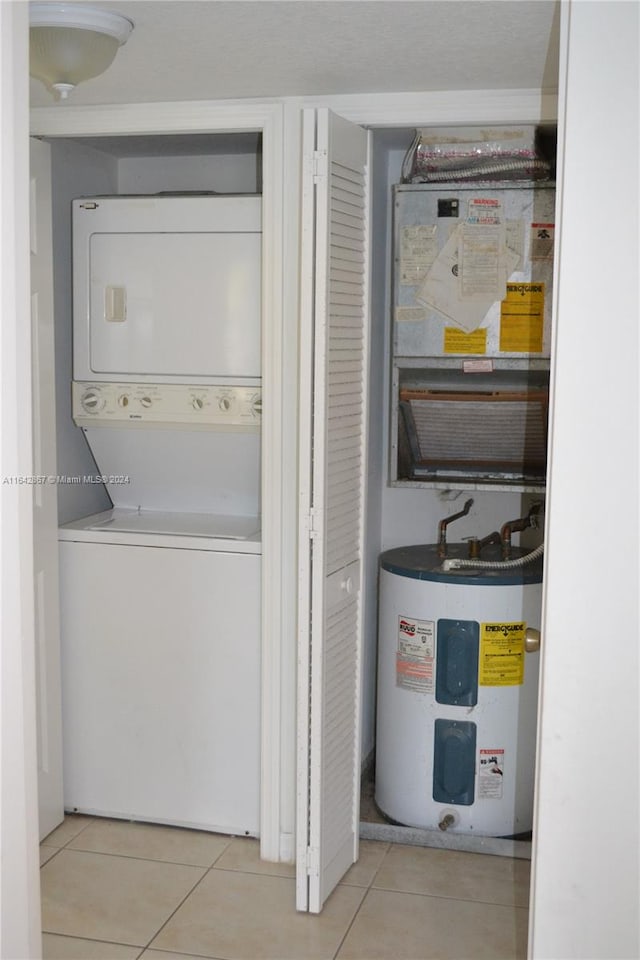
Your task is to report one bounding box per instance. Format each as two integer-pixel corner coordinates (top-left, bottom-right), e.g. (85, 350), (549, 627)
(296, 109), (369, 914)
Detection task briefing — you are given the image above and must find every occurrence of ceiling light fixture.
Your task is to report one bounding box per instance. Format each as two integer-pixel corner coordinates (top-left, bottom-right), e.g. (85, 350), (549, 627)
(30, 3), (134, 101)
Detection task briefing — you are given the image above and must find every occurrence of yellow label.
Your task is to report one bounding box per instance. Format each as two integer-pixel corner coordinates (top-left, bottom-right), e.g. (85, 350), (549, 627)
(499, 282), (544, 352)
(479, 622), (526, 686)
(443, 327), (487, 355)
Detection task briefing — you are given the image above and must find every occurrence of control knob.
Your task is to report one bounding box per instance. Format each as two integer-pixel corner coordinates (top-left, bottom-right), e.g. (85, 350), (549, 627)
(80, 389), (104, 413)
(192, 397), (204, 411)
(218, 396), (232, 413)
(139, 396), (153, 409)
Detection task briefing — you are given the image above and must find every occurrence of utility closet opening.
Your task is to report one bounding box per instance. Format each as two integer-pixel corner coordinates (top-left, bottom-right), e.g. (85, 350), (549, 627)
(359, 123), (557, 858)
(37, 129), (265, 842)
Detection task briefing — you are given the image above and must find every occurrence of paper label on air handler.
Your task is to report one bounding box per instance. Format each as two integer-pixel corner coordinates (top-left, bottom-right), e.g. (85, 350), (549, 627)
(479, 622), (525, 685)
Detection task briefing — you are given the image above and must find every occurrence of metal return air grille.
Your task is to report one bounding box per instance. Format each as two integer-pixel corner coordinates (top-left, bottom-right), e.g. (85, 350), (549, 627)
(399, 389), (548, 482)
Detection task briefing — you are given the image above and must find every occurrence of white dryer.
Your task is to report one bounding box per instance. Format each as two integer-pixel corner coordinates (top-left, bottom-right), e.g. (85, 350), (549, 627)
(72, 193), (261, 385)
(59, 196), (263, 835)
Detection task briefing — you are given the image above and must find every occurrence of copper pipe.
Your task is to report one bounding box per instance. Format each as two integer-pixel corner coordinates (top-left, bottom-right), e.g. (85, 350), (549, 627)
(500, 503), (543, 560)
(476, 530), (502, 555)
(437, 498), (473, 559)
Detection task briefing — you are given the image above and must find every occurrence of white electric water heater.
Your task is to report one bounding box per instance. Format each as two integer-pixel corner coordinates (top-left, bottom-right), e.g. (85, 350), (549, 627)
(375, 543), (542, 837)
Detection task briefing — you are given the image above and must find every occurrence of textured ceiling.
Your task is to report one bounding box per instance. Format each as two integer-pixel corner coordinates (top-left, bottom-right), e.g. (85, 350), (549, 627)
(29, 0), (560, 108)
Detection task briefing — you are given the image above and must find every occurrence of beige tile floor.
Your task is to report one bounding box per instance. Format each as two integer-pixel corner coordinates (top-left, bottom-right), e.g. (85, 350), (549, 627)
(41, 815), (529, 960)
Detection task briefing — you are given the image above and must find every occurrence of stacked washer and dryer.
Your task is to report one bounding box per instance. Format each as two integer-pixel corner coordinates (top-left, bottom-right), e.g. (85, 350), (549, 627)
(58, 195), (262, 835)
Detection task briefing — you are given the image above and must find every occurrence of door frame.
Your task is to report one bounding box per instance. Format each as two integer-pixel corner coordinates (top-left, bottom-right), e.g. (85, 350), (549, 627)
(30, 135), (65, 841)
(6, 39), (579, 955)
(1, 4), (42, 957)
(29, 86), (558, 868)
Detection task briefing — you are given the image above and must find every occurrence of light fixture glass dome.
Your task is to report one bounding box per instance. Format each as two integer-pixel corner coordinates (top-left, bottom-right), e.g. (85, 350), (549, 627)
(30, 3), (134, 101)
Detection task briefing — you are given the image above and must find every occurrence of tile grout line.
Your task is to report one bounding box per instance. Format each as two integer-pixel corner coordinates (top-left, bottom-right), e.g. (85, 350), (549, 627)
(331, 840), (527, 960)
(137, 843), (236, 956)
(40, 813), (105, 870)
(368, 884), (530, 910)
(330, 840), (393, 960)
(40, 829), (234, 953)
(365, 841), (393, 889)
(138, 943), (225, 960)
(140, 868), (212, 955)
(59, 815), (97, 846)
(40, 830), (526, 959)
(39, 846), (63, 869)
(41, 930), (142, 951)
(42, 822), (236, 866)
(40, 815), (96, 853)
(45, 845), (234, 869)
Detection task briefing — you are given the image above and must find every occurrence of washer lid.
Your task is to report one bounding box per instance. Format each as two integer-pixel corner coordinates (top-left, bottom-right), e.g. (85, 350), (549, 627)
(85, 509), (260, 540)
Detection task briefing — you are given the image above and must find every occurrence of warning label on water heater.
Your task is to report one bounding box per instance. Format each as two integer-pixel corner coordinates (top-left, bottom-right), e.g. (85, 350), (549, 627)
(396, 616), (435, 693)
(479, 622), (526, 685)
(478, 748), (505, 799)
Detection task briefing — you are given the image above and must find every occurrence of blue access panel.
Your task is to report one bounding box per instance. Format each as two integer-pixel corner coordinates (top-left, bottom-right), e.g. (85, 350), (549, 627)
(436, 619), (479, 706)
(432, 719), (477, 805)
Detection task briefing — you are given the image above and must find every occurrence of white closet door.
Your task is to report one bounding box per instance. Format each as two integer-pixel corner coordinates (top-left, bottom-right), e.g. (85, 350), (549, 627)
(297, 109), (369, 913)
(30, 137), (64, 839)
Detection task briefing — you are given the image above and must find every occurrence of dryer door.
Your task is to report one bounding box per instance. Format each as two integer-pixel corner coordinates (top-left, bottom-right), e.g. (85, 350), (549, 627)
(73, 196), (261, 383)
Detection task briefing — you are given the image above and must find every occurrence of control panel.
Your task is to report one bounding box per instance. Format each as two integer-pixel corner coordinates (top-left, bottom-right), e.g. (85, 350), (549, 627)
(72, 382), (262, 428)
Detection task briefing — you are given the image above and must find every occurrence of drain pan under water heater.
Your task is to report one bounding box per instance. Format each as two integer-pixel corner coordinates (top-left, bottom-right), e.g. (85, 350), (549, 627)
(375, 544), (542, 837)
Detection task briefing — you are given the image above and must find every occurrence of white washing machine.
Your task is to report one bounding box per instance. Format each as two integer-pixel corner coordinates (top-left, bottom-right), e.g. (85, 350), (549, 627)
(58, 196), (263, 835)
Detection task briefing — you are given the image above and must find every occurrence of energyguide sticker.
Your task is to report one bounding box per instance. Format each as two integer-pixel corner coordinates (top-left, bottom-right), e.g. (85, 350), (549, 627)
(479, 622), (526, 686)
(499, 282), (545, 352)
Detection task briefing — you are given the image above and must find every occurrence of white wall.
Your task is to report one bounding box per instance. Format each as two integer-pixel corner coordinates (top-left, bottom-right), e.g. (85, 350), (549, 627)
(50, 140), (117, 524)
(530, 3), (639, 958)
(117, 152), (259, 195)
